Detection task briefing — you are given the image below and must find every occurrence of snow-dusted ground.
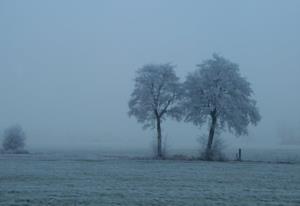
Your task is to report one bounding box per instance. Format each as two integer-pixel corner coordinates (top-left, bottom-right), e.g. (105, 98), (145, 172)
(0, 152), (300, 206)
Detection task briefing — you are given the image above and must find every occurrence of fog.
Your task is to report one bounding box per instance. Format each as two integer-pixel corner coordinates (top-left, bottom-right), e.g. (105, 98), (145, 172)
(0, 0), (299, 152)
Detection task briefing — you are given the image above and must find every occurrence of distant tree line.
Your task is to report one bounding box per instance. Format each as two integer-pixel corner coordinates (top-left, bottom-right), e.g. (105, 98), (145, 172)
(128, 54), (261, 160)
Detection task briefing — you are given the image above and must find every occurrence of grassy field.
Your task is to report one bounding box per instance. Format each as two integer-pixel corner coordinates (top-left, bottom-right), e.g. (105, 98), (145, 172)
(0, 153), (300, 206)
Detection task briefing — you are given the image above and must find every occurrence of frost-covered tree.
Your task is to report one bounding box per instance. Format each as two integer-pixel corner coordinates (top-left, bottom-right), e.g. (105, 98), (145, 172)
(183, 54), (261, 160)
(128, 64), (182, 158)
(2, 125), (26, 152)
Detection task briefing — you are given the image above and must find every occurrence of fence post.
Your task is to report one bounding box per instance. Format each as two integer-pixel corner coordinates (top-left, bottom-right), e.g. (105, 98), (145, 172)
(238, 148), (242, 161)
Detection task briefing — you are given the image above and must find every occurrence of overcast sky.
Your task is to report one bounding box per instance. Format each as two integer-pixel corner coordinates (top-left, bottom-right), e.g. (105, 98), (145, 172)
(0, 0), (299, 151)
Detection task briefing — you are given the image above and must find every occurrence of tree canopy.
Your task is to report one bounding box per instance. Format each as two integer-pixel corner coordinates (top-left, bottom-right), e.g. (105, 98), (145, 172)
(184, 54), (261, 136)
(128, 63), (182, 129)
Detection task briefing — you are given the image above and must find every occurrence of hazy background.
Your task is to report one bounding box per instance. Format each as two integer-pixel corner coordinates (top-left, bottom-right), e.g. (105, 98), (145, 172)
(0, 0), (299, 152)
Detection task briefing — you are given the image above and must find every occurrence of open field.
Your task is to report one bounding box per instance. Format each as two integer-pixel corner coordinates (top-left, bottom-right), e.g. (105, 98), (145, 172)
(0, 153), (300, 206)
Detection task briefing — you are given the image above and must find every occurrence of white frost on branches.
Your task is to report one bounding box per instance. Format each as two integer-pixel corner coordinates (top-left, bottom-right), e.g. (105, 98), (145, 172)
(183, 54), (261, 136)
(128, 63), (182, 129)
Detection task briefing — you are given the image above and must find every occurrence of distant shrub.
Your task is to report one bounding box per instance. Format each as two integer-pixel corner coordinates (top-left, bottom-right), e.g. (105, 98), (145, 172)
(2, 125), (28, 154)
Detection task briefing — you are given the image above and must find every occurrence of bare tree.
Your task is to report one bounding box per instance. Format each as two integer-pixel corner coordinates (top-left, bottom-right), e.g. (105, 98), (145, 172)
(128, 64), (182, 159)
(183, 54), (261, 160)
(2, 125), (26, 152)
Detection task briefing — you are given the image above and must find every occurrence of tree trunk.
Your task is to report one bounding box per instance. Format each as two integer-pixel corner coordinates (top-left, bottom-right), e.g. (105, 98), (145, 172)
(206, 109), (217, 160)
(156, 116), (163, 159)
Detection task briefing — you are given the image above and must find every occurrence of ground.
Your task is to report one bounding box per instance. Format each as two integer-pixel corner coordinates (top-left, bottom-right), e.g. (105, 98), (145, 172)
(0, 153), (300, 206)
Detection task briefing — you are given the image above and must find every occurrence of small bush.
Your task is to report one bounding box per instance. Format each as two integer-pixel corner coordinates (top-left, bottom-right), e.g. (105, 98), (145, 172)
(151, 135), (168, 159)
(198, 134), (227, 161)
(2, 125), (27, 153)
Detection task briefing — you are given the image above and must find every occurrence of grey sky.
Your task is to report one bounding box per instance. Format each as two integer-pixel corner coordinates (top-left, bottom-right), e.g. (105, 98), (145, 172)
(0, 0), (299, 150)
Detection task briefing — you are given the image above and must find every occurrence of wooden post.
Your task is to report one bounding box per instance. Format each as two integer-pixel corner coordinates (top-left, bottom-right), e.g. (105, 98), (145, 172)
(238, 148), (242, 161)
